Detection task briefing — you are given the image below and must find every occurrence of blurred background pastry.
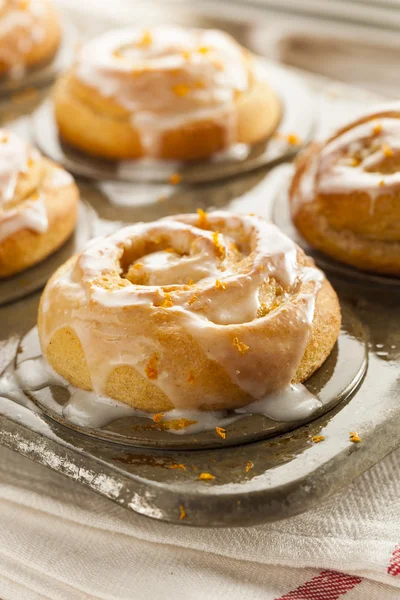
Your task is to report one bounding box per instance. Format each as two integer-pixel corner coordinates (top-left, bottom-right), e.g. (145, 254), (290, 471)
(0, 0), (61, 79)
(0, 129), (78, 277)
(289, 104), (400, 276)
(53, 25), (281, 161)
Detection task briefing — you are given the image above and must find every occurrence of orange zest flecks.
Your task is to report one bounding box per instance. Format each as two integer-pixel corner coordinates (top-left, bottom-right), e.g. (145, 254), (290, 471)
(198, 472), (215, 481)
(162, 293), (173, 308)
(196, 208), (210, 229)
(181, 50), (191, 60)
(179, 505), (187, 520)
(233, 336), (249, 355)
(349, 157), (361, 167)
(215, 279), (226, 290)
(169, 173), (181, 185)
(197, 46), (210, 54)
(172, 84), (190, 97)
(27, 157), (35, 168)
(153, 412), (164, 423)
(188, 293), (199, 306)
(245, 461), (254, 473)
(212, 59), (225, 71)
(382, 143), (394, 158)
(187, 278), (195, 286)
(286, 133), (301, 145)
(0, 134), (8, 143)
(372, 122), (382, 135)
(161, 418), (197, 431)
(186, 371), (196, 384)
(215, 426), (226, 440)
(136, 30), (153, 48)
(212, 231), (225, 260)
(312, 435), (325, 443)
(350, 431), (361, 443)
(145, 353), (159, 380)
(132, 262), (143, 270)
(113, 48), (123, 59)
(379, 180), (385, 187)
(169, 463), (186, 471)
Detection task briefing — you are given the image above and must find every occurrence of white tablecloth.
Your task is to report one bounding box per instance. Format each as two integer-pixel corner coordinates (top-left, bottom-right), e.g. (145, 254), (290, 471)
(1, 442), (400, 599)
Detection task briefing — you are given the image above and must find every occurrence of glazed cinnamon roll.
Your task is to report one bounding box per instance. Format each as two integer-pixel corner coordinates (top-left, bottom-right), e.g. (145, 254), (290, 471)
(290, 104), (400, 275)
(0, 0), (61, 78)
(38, 212), (340, 413)
(0, 130), (78, 277)
(53, 26), (281, 161)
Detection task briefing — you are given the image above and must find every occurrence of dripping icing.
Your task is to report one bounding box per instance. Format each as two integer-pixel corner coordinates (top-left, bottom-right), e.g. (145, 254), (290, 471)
(14, 340), (323, 432)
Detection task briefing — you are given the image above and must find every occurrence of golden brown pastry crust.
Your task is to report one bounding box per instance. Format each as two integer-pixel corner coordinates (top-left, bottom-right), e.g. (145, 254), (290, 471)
(0, 132), (79, 278)
(53, 27), (281, 161)
(38, 213), (341, 413)
(0, 0), (61, 77)
(290, 106), (400, 276)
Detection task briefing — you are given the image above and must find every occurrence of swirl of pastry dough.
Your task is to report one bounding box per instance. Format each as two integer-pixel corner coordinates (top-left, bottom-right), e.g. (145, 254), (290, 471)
(38, 211), (340, 412)
(0, 129), (78, 277)
(290, 103), (400, 275)
(53, 26), (281, 160)
(0, 0), (61, 77)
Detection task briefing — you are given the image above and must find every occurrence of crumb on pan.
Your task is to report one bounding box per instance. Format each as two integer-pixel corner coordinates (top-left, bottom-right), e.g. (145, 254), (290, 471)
(198, 473), (215, 481)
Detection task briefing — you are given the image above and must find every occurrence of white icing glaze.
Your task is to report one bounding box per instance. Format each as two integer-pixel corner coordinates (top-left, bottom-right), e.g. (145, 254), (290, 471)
(0, 0), (47, 76)
(0, 129), (73, 243)
(54, 384), (321, 431)
(39, 212), (324, 411)
(14, 336), (323, 432)
(75, 27), (252, 156)
(0, 192), (47, 242)
(48, 166), (74, 188)
(0, 129), (30, 202)
(293, 103), (400, 216)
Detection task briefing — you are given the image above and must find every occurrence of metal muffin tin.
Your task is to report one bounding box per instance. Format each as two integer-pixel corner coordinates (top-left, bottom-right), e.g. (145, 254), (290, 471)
(0, 3), (399, 527)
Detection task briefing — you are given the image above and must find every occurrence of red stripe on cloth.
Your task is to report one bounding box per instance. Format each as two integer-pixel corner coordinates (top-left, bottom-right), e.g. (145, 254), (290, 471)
(275, 570), (363, 600)
(388, 545), (400, 576)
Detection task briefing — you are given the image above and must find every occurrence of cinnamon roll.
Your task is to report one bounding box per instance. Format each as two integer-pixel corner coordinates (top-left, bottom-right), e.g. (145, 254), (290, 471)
(38, 212), (340, 413)
(290, 104), (400, 275)
(0, 129), (78, 277)
(53, 26), (281, 161)
(0, 0), (61, 78)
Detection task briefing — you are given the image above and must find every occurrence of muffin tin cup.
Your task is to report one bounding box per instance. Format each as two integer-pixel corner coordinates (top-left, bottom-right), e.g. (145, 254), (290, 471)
(31, 60), (315, 184)
(0, 277), (399, 527)
(15, 305), (367, 450)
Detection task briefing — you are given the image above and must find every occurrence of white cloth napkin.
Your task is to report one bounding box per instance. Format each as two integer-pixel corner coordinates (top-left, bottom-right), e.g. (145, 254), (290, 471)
(1, 441), (400, 600)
